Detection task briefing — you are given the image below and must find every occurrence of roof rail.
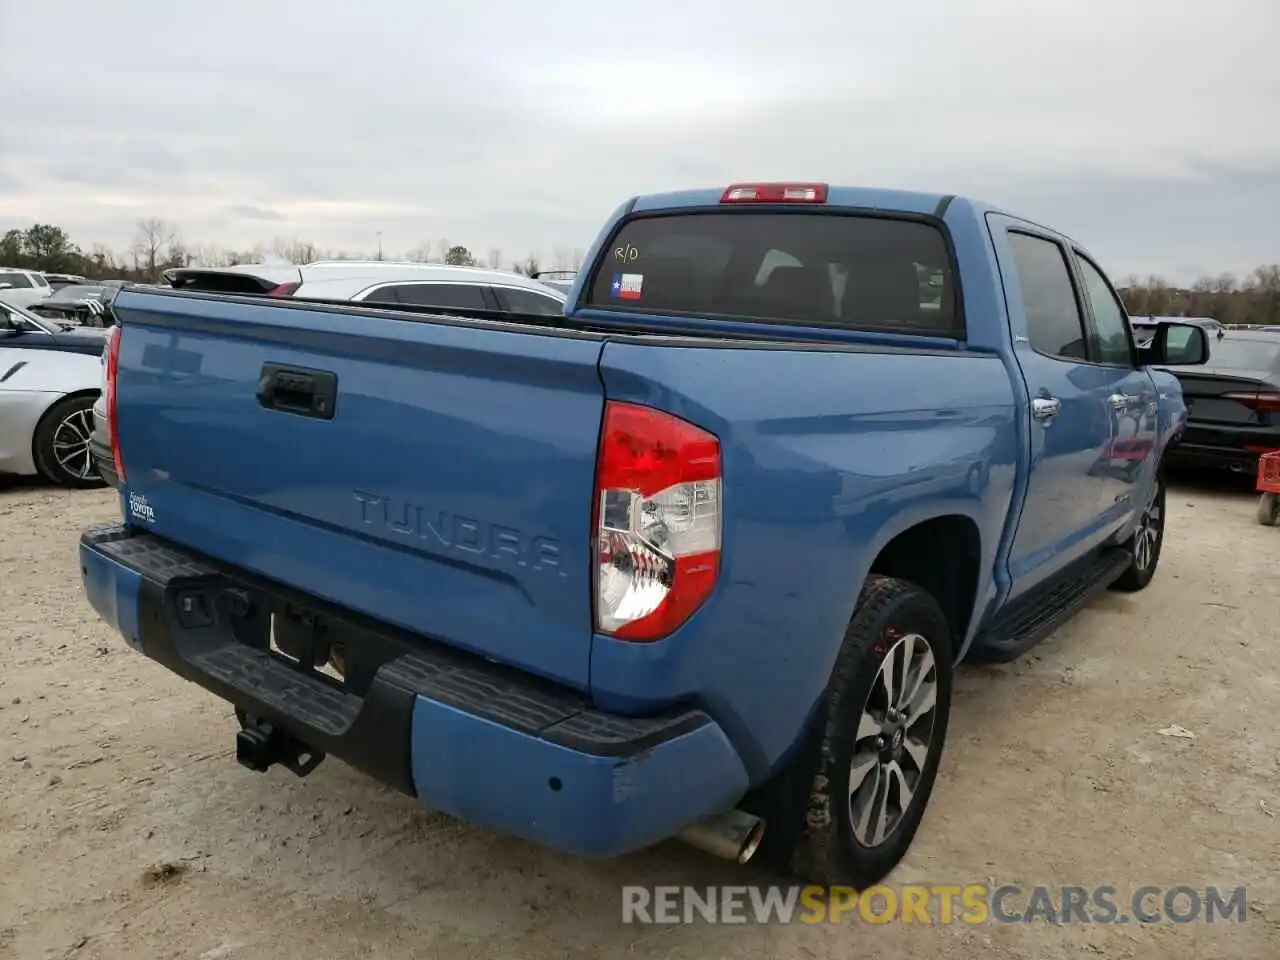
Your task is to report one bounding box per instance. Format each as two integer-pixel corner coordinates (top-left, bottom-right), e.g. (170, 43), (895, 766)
(304, 259), (493, 269)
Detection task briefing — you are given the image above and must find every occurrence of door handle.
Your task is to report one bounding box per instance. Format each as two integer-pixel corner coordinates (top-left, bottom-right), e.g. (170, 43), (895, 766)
(1108, 393), (1134, 410)
(256, 363), (338, 420)
(1031, 396), (1061, 421)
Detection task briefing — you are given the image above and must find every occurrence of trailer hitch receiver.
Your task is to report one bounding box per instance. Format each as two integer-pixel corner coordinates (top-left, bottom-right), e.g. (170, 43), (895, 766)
(235, 715), (325, 777)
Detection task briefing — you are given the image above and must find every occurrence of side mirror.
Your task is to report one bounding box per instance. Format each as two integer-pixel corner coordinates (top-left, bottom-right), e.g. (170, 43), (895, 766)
(1140, 321), (1209, 366)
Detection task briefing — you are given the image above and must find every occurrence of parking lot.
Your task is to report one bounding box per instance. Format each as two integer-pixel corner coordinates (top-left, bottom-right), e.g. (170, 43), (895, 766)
(1, 473), (1277, 960)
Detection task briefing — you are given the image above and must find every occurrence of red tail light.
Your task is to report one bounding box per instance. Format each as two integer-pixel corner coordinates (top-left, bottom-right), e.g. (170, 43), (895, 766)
(720, 182), (828, 204)
(267, 281), (300, 297)
(1223, 391), (1280, 413)
(104, 325), (126, 483)
(593, 402), (722, 641)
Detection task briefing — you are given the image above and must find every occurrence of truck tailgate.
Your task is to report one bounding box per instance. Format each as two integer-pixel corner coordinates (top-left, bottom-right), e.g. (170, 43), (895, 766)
(110, 291), (605, 689)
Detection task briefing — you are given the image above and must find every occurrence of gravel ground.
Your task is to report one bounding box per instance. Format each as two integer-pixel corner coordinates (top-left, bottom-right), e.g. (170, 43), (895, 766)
(1, 472), (1277, 960)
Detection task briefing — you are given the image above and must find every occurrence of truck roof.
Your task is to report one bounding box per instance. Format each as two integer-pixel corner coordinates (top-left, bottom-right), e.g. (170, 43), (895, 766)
(632, 185), (952, 216)
(627, 184), (1069, 243)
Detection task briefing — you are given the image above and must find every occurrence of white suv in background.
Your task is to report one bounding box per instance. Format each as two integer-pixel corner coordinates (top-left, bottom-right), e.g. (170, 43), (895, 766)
(162, 261), (568, 315)
(0, 268), (54, 309)
(92, 261), (570, 482)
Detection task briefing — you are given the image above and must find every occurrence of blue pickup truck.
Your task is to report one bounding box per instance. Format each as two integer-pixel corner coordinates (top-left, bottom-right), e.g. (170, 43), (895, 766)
(80, 182), (1208, 889)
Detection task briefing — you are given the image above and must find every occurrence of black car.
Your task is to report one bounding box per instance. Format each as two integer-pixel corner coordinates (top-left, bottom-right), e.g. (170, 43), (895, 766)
(27, 282), (126, 327)
(1161, 328), (1280, 473)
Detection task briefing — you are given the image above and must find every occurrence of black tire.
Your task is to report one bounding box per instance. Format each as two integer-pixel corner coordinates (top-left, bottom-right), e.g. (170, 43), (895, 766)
(1257, 492), (1279, 527)
(747, 575), (954, 889)
(1110, 474), (1166, 592)
(32, 394), (105, 490)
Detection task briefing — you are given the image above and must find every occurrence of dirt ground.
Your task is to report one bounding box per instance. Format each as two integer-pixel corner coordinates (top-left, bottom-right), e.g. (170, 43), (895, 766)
(1, 472), (1277, 960)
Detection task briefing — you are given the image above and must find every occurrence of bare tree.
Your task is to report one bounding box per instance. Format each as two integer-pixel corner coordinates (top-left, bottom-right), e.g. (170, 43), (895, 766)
(436, 239), (450, 265)
(406, 242), (432, 263)
(268, 237), (320, 264)
(133, 218), (177, 280)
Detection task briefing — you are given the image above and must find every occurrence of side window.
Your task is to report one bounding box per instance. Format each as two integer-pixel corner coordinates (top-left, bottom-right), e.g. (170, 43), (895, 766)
(496, 288), (566, 316)
(1007, 232), (1088, 361)
(1075, 254), (1133, 366)
(0, 271), (33, 289)
(369, 283), (488, 310)
(396, 283), (488, 310)
(361, 285), (401, 305)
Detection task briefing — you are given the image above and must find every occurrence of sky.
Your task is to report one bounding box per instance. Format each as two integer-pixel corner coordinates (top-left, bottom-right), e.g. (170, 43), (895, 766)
(1, 0), (1277, 282)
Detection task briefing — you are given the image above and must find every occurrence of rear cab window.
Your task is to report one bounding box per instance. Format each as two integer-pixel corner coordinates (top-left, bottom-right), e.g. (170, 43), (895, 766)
(585, 212), (962, 337)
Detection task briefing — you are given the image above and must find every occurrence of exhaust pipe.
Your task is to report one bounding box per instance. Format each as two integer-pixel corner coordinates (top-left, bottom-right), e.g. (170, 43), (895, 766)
(676, 809), (766, 864)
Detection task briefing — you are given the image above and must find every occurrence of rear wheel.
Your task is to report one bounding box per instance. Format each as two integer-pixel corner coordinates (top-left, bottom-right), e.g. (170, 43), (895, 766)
(33, 394), (105, 489)
(749, 576), (953, 889)
(1111, 475), (1165, 592)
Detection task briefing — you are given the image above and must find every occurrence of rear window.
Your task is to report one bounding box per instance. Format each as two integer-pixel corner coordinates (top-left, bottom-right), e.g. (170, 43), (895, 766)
(1208, 336), (1280, 372)
(0, 271), (33, 289)
(585, 212), (960, 336)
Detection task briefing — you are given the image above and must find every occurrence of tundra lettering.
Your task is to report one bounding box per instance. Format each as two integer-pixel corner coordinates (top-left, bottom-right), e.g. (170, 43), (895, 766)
(352, 490), (566, 574)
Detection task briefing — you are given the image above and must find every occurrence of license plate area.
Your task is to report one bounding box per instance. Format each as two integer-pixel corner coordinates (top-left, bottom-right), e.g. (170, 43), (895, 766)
(268, 601), (350, 689)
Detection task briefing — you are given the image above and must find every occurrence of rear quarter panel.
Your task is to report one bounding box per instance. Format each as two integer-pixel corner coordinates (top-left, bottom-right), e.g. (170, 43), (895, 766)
(0, 346), (101, 475)
(591, 341), (1019, 778)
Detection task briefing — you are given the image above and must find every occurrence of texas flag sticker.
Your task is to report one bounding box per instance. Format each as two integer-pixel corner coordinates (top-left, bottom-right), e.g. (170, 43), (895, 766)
(611, 272), (643, 300)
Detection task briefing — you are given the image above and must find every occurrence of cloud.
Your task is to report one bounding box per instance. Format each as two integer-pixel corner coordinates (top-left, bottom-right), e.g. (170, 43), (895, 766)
(0, 0), (1276, 279)
(225, 205), (285, 221)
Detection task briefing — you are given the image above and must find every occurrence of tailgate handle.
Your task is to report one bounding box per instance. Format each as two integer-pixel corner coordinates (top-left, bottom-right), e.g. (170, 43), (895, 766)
(256, 364), (337, 420)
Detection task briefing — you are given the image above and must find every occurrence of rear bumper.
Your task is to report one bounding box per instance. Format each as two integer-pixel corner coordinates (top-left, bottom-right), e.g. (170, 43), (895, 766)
(79, 525), (748, 858)
(1164, 442), (1263, 472)
(89, 433), (118, 489)
(1165, 424), (1280, 472)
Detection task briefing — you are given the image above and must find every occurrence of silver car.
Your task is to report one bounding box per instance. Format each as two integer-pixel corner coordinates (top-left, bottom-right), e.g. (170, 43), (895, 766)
(0, 300), (108, 487)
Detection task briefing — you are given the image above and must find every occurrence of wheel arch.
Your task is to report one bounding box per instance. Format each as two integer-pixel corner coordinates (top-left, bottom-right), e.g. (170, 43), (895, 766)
(862, 511), (984, 659)
(30, 388), (101, 474)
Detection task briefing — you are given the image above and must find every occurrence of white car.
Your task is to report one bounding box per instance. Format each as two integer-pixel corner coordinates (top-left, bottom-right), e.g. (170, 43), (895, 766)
(162, 261), (569, 315)
(0, 268), (55, 310)
(0, 300), (108, 487)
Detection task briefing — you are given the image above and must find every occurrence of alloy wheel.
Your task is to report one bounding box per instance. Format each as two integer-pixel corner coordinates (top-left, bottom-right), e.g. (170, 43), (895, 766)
(848, 632), (939, 847)
(51, 407), (97, 481)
